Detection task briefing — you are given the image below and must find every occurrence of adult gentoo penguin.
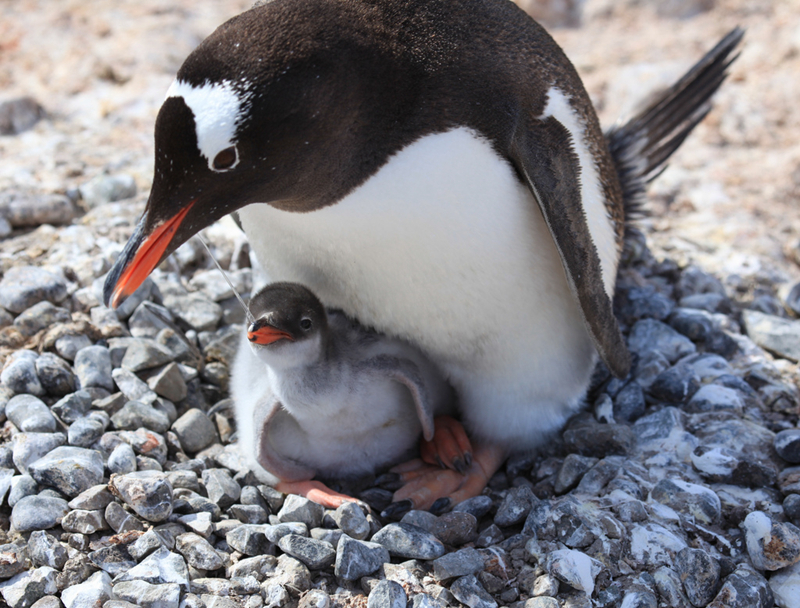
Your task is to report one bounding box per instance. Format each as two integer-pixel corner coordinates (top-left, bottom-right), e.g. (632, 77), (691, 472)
(239, 282), (456, 507)
(103, 0), (742, 510)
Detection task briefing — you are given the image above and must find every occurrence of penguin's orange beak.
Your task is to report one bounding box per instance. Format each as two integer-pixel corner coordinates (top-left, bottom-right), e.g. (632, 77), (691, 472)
(247, 322), (295, 345)
(104, 201), (195, 308)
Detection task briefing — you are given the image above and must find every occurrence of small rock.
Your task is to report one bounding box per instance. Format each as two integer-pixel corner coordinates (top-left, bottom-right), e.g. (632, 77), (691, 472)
(225, 525), (271, 556)
(0, 543), (27, 580)
(333, 502), (370, 540)
(432, 547), (485, 581)
(613, 382), (646, 422)
(202, 468), (240, 509)
(175, 533), (223, 571)
(111, 580), (181, 608)
(277, 494), (324, 529)
(110, 471), (173, 522)
(785, 494), (800, 522)
(554, 454), (598, 494)
(0, 97), (45, 135)
(67, 413), (107, 447)
(494, 485), (539, 527)
(79, 174), (137, 208)
(110, 401), (170, 433)
(334, 535), (389, 581)
(54, 335), (92, 362)
(107, 442), (137, 475)
(11, 432), (65, 474)
(121, 339), (173, 373)
(452, 496), (493, 520)
(5, 395), (56, 432)
(147, 363), (188, 402)
(675, 547), (721, 606)
(172, 408), (216, 453)
(629, 523), (687, 569)
(545, 549), (603, 596)
(26, 531), (67, 570)
(28, 446), (104, 497)
(10, 495), (69, 532)
(649, 364), (700, 403)
(628, 319), (696, 363)
(368, 580), (408, 608)
(686, 384), (745, 412)
(73, 346), (114, 391)
(15, 303), (70, 338)
(430, 511), (478, 546)
(775, 429), (800, 464)
(111, 367), (154, 401)
(278, 534), (335, 570)
(449, 574), (497, 608)
(67, 483), (113, 510)
(769, 560), (800, 608)
(0, 567), (57, 608)
(707, 566), (773, 608)
(372, 523), (445, 560)
(163, 293), (223, 332)
(60, 509), (106, 535)
(59, 570), (111, 608)
(88, 543), (136, 577)
(742, 511), (800, 571)
(1, 356), (45, 397)
(0, 266), (67, 314)
(743, 310), (800, 362)
(563, 422), (635, 457)
(51, 391), (92, 424)
(103, 502), (145, 534)
(650, 478), (721, 525)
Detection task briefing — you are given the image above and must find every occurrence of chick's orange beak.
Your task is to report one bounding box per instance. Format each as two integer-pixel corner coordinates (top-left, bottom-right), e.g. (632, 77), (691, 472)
(247, 323), (294, 345)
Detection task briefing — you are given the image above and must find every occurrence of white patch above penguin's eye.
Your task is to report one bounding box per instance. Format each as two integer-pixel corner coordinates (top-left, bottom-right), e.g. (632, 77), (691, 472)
(166, 79), (247, 172)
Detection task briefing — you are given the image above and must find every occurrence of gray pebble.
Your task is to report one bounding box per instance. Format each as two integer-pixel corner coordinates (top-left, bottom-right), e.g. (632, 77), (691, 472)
(175, 533), (223, 571)
(127, 530), (165, 561)
(103, 501), (145, 534)
(449, 574), (497, 608)
(707, 566), (773, 608)
(111, 580), (181, 608)
(111, 401), (170, 433)
(114, 278), (154, 322)
(51, 390), (92, 424)
(121, 338), (174, 373)
(88, 543), (136, 576)
(277, 494), (324, 529)
(111, 367), (154, 401)
(8, 475), (37, 507)
(163, 293), (223, 332)
(675, 547), (721, 606)
(59, 570), (111, 608)
(743, 309), (800, 363)
(128, 302), (175, 339)
(334, 535), (389, 581)
(0, 266), (67, 314)
(742, 511), (800, 571)
(107, 442), (137, 475)
(67, 414), (106, 447)
(563, 422), (635, 458)
(628, 319), (696, 363)
(14, 301), (70, 337)
(147, 363), (188, 402)
(110, 471), (173, 522)
(79, 173), (137, 208)
(433, 547), (485, 581)
(229, 504), (268, 524)
(11, 432), (65, 474)
(0, 543), (27, 580)
(278, 534), (335, 570)
(333, 502), (370, 540)
(298, 589), (331, 608)
(401, 510), (438, 532)
(201, 468), (240, 509)
(6, 395), (55, 432)
(0, 96), (44, 134)
(68, 483), (113, 510)
(775, 429), (800, 464)
(554, 454), (598, 495)
(545, 549), (603, 595)
(686, 384), (745, 412)
(494, 485), (539, 527)
(368, 580), (407, 608)
(612, 381), (646, 422)
(61, 509), (106, 535)
(27, 531), (67, 570)
(0, 566), (58, 608)
(430, 511), (478, 546)
(54, 335), (92, 362)
(1, 355), (45, 397)
(28, 446), (104, 497)
(10, 494), (69, 531)
(650, 478), (721, 525)
(225, 525), (271, 556)
(648, 364), (700, 403)
(73, 346), (114, 391)
(172, 408), (217, 453)
(452, 495), (493, 520)
(784, 494), (800, 521)
(371, 523), (445, 560)
(265, 522), (309, 543)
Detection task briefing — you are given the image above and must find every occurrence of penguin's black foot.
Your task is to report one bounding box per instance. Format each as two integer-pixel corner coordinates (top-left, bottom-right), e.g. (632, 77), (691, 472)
(387, 442), (506, 512)
(420, 416), (473, 474)
(275, 479), (367, 510)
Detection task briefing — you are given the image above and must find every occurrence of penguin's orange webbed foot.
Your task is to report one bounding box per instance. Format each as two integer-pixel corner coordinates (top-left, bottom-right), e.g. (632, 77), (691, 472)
(383, 442), (506, 516)
(420, 415), (473, 473)
(275, 480), (364, 509)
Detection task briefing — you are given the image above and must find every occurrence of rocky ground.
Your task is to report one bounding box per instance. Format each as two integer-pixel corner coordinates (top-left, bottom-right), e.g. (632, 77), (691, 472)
(1, 0), (800, 607)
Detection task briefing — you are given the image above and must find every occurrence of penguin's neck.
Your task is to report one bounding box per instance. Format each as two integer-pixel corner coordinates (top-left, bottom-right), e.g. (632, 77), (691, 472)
(251, 332), (326, 374)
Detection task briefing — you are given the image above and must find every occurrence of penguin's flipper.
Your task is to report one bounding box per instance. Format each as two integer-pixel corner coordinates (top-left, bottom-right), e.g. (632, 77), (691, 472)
(365, 355), (436, 442)
(512, 117), (631, 378)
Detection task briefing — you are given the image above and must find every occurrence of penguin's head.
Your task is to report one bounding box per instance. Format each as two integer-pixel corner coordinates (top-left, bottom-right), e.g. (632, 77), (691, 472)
(246, 282), (328, 368)
(103, 0), (422, 309)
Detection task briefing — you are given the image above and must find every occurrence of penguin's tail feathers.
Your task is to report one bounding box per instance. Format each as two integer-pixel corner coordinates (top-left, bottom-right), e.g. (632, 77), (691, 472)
(606, 27), (744, 228)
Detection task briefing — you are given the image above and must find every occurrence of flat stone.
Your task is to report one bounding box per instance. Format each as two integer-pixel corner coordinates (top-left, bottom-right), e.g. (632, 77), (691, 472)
(11, 432), (65, 474)
(178, 511), (215, 536)
(0, 266), (67, 314)
(60, 509), (106, 535)
(111, 580), (181, 608)
(175, 533), (223, 571)
(110, 471), (173, 522)
(226, 525), (271, 556)
(372, 523), (445, 560)
(278, 534), (335, 570)
(111, 401), (170, 433)
(10, 494), (69, 531)
(73, 346), (114, 391)
(5, 395), (55, 432)
(121, 339), (174, 372)
(88, 544), (136, 577)
(277, 494), (324, 529)
(334, 535), (389, 581)
(686, 384), (746, 412)
(28, 446), (104, 497)
(111, 367), (154, 401)
(172, 408), (216, 453)
(368, 580), (407, 608)
(449, 574), (497, 608)
(228, 504), (268, 525)
(743, 310), (800, 362)
(51, 390), (92, 424)
(59, 570), (111, 608)
(129, 302), (175, 339)
(265, 522), (309, 543)
(433, 547), (485, 581)
(563, 422), (635, 458)
(742, 511), (800, 571)
(675, 547), (721, 606)
(103, 502), (145, 534)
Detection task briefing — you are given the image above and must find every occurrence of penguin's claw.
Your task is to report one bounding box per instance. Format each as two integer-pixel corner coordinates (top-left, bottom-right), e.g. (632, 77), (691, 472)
(391, 442), (506, 511)
(274, 480), (363, 509)
(420, 416), (474, 473)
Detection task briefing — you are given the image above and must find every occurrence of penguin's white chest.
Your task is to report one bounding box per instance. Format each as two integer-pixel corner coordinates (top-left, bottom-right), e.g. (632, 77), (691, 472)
(238, 127), (601, 448)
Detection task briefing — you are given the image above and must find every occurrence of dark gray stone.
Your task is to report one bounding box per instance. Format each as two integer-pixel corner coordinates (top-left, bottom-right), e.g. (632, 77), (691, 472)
(563, 422), (635, 458)
(107, 442), (137, 475)
(449, 574), (497, 608)
(60, 509), (106, 535)
(5, 395), (55, 432)
(742, 511), (800, 571)
(226, 525), (271, 556)
(432, 547), (485, 581)
(333, 501), (370, 540)
(452, 495), (493, 520)
(0, 266), (67, 314)
(1, 354), (45, 396)
(111, 367), (153, 401)
(649, 364), (700, 403)
(104, 501), (145, 534)
(707, 566), (773, 608)
(784, 494), (800, 521)
(743, 310), (800, 362)
(334, 535), (389, 581)
(277, 494), (324, 529)
(650, 478), (721, 525)
(110, 471), (173, 522)
(26, 532), (67, 570)
(0, 97), (45, 135)
(11, 432), (65, 474)
(554, 454), (598, 494)
(54, 335), (92, 362)
(121, 339), (174, 373)
(172, 408), (216, 453)
(110, 401), (170, 433)
(147, 362), (187, 402)
(51, 390), (92, 424)
(776, 429), (800, 464)
(175, 533), (223, 571)
(371, 523), (445, 560)
(8, 475), (38, 507)
(67, 414), (106, 447)
(278, 534), (335, 569)
(0, 543), (28, 580)
(229, 504), (268, 524)
(78, 174), (137, 208)
(29, 446), (104, 497)
(201, 468), (240, 509)
(675, 547), (721, 606)
(628, 319), (696, 363)
(494, 485), (539, 527)
(14, 302), (70, 338)
(73, 346), (114, 391)
(430, 511), (478, 546)
(162, 293), (223, 332)
(10, 495), (69, 531)
(613, 382), (646, 422)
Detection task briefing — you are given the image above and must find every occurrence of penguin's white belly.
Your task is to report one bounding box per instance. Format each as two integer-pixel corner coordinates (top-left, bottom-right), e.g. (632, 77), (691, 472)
(238, 127), (598, 449)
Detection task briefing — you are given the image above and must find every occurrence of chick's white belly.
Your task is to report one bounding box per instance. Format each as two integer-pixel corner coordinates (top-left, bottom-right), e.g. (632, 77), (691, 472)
(238, 127), (599, 450)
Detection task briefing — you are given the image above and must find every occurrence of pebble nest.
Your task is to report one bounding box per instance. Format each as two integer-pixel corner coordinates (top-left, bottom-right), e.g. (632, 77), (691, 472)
(0, 189), (799, 608)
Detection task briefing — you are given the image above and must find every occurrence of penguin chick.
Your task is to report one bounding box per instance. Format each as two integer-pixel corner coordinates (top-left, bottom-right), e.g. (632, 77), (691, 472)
(234, 282), (456, 506)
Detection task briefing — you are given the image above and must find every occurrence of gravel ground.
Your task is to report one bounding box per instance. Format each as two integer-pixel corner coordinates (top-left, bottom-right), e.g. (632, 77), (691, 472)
(1, 1), (800, 607)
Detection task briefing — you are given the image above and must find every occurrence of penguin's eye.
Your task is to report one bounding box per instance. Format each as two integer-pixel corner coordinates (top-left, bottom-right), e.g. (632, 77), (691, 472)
(300, 318), (312, 331)
(212, 146), (238, 171)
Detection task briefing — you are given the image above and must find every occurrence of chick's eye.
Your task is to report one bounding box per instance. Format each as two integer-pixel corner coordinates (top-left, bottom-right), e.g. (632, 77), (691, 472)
(213, 146), (238, 171)
(300, 318), (312, 331)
